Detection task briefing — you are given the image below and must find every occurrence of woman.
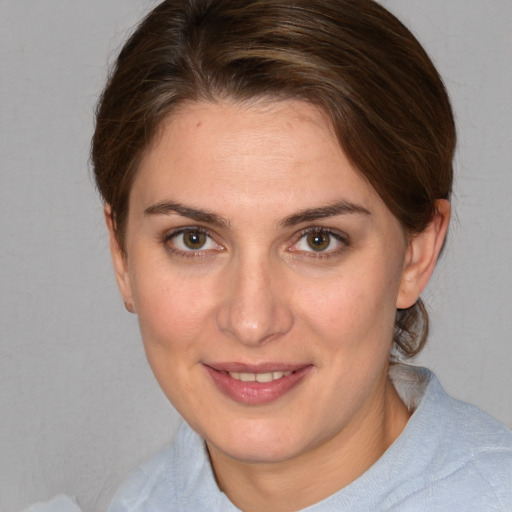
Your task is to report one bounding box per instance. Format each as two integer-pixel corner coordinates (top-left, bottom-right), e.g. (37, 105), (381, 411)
(92, 0), (512, 510)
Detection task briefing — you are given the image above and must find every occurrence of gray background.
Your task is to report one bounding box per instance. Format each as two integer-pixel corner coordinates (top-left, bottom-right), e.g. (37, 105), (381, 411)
(1, 1), (511, 510)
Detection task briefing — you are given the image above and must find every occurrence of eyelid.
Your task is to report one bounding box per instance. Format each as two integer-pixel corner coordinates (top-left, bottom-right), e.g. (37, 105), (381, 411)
(162, 225), (224, 257)
(287, 226), (349, 257)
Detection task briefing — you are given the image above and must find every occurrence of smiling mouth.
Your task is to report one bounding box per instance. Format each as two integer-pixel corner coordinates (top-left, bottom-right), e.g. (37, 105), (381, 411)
(203, 364), (312, 405)
(223, 370), (293, 383)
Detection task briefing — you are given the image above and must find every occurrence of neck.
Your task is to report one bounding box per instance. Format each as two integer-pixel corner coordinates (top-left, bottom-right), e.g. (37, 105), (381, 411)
(207, 373), (410, 512)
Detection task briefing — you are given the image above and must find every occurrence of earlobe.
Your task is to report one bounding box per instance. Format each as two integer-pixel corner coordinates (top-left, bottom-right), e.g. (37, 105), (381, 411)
(104, 206), (136, 313)
(396, 200), (451, 309)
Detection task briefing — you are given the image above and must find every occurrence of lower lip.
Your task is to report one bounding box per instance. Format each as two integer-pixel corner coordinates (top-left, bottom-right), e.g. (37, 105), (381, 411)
(203, 365), (312, 405)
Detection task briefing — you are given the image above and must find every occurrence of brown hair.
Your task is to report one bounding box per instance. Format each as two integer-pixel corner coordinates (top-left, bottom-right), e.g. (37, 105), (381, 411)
(91, 0), (456, 358)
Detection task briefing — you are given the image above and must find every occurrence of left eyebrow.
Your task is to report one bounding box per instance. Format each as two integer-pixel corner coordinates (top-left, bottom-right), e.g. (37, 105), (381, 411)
(280, 200), (371, 227)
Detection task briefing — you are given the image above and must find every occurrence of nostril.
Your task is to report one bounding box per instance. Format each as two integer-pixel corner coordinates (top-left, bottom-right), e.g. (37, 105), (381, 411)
(216, 297), (294, 346)
(215, 260), (294, 345)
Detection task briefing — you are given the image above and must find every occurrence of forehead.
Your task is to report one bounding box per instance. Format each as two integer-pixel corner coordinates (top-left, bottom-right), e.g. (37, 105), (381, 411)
(144, 99), (340, 173)
(130, 99), (386, 221)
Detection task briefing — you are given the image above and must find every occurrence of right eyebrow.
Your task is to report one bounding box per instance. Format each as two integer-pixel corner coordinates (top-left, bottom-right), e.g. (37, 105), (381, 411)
(144, 200), (230, 229)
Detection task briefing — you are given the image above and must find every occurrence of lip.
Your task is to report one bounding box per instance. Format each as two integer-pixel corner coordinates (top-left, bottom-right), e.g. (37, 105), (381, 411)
(203, 362), (313, 405)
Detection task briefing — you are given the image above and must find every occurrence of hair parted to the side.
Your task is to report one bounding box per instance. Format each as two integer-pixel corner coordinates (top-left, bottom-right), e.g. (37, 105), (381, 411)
(91, 0), (456, 359)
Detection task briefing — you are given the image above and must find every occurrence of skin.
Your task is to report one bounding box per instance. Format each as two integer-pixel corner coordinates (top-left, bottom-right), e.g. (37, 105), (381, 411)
(107, 99), (450, 511)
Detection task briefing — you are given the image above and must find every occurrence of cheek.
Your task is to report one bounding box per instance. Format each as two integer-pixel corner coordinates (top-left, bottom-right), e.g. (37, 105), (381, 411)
(130, 268), (216, 409)
(131, 264), (215, 354)
(298, 258), (402, 353)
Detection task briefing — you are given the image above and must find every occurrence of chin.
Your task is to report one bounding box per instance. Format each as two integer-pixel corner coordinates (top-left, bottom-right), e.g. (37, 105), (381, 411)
(204, 416), (317, 464)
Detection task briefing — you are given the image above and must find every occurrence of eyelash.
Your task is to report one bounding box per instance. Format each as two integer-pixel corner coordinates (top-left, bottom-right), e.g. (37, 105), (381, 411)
(161, 226), (349, 260)
(288, 227), (349, 259)
(162, 226), (223, 259)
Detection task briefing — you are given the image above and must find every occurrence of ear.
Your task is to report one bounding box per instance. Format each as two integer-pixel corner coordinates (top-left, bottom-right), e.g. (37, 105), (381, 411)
(104, 206), (136, 313)
(396, 199), (451, 309)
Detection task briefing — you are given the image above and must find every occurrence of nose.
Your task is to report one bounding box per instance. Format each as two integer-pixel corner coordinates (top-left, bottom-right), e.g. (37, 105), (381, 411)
(216, 254), (294, 347)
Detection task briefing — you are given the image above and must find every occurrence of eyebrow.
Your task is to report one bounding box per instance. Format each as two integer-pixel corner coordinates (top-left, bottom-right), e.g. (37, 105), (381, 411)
(144, 198), (370, 229)
(144, 200), (230, 228)
(280, 200), (371, 227)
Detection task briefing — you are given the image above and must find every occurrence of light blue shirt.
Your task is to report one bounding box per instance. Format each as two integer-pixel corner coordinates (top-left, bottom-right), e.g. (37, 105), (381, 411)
(108, 365), (512, 511)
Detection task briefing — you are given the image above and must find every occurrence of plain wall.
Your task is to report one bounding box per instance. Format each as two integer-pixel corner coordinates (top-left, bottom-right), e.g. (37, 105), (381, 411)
(1, 1), (510, 510)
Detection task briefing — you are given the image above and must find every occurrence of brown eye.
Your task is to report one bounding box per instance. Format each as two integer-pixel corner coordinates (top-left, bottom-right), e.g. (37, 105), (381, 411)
(289, 228), (347, 257)
(166, 228), (222, 255)
(306, 231), (331, 251)
(183, 230), (207, 250)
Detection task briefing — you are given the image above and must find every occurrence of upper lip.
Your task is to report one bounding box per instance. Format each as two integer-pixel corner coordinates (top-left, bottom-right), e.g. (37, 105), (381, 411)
(203, 362), (311, 373)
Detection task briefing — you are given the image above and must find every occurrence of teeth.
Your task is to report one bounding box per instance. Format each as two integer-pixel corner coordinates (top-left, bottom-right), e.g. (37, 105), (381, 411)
(228, 371), (292, 382)
(256, 372), (274, 383)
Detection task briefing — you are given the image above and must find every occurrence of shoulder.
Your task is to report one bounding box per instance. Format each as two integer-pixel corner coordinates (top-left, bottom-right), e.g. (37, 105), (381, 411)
(107, 443), (176, 512)
(421, 368), (512, 462)
(392, 365), (512, 510)
(108, 423), (221, 512)
(391, 364), (512, 456)
(434, 385), (512, 508)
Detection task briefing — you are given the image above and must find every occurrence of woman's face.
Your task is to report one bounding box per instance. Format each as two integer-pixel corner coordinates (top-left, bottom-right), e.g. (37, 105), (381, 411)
(112, 100), (419, 466)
